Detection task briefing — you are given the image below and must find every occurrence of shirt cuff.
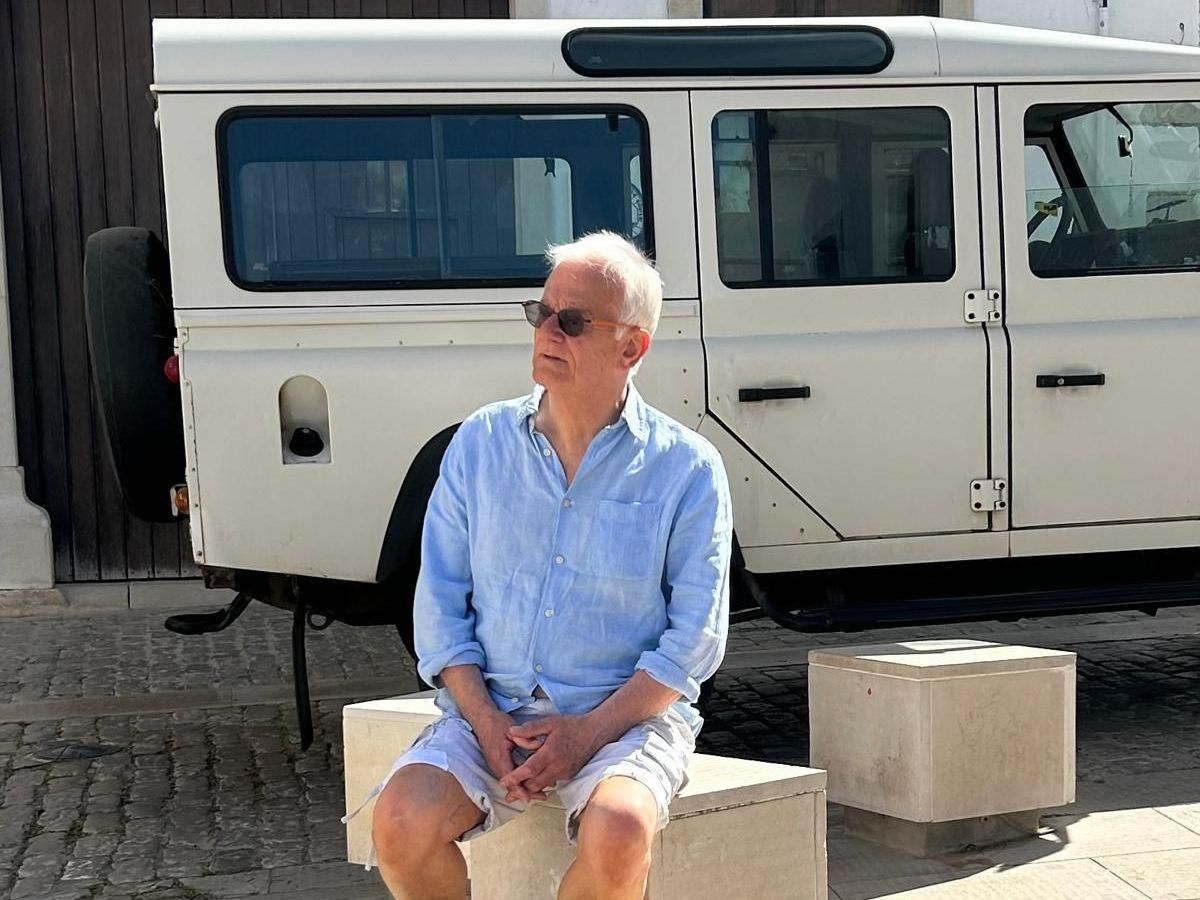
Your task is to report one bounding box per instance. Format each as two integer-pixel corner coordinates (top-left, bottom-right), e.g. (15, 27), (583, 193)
(417, 644), (486, 688)
(636, 650), (700, 703)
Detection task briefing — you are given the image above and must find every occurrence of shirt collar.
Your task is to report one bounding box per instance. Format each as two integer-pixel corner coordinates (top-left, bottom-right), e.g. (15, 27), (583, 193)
(516, 382), (649, 444)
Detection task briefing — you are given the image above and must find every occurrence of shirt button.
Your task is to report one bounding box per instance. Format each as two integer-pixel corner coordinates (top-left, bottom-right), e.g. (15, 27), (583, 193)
(554, 555), (564, 565)
(542, 448), (552, 457)
(562, 498), (573, 509)
(535, 664), (544, 673)
(510, 697), (519, 703)
(545, 609), (554, 618)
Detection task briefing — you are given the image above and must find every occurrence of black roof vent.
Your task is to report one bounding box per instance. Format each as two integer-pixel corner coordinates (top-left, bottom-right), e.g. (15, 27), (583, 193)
(563, 25), (894, 78)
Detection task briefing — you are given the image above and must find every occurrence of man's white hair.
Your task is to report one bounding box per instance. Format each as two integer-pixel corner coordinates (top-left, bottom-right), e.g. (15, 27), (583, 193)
(545, 231), (664, 337)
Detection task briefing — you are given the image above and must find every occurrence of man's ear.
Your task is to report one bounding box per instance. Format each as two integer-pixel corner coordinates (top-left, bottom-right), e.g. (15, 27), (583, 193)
(620, 328), (652, 371)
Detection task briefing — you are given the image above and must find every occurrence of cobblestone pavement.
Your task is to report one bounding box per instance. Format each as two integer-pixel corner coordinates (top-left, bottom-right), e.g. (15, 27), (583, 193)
(0, 601), (1197, 899)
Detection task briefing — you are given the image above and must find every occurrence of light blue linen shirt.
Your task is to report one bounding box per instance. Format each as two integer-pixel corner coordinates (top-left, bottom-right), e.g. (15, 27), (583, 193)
(413, 382), (732, 736)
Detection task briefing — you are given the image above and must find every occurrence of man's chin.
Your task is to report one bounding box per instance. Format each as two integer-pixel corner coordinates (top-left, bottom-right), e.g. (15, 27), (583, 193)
(532, 360), (567, 386)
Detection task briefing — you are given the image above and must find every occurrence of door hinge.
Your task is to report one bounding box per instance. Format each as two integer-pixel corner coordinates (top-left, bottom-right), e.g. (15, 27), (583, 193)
(964, 289), (1002, 324)
(971, 478), (1007, 513)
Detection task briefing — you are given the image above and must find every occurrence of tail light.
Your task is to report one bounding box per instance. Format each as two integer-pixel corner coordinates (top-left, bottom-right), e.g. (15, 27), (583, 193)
(163, 354), (180, 384)
(170, 484), (189, 517)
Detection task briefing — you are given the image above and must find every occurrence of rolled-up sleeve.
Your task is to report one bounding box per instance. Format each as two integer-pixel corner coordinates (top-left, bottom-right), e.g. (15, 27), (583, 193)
(413, 429), (485, 687)
(636, 455), (733, 703)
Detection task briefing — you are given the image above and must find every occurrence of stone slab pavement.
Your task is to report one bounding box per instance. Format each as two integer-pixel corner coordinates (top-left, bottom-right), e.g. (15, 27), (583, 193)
(0, 598), (1197, 898)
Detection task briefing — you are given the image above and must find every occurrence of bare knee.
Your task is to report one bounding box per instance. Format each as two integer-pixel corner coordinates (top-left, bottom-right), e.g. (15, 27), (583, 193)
(576, 780), (658, 885)
(372, 765), (481, 865)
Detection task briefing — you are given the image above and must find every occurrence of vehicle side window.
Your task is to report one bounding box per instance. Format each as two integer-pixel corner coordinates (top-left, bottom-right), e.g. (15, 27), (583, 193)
(220, 109), (649, 289)
(1025, 101), (1200, 278)
(712, 106), (954, 288)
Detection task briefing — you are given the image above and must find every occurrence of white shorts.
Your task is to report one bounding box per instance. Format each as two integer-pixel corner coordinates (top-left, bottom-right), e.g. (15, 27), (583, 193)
(343, 697), (695, 870)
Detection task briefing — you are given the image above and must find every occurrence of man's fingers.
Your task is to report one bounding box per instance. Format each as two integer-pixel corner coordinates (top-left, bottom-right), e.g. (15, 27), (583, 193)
(501, 753), (549, 791)
(508, 720), (555, 739)
(509, 733), (544, 750)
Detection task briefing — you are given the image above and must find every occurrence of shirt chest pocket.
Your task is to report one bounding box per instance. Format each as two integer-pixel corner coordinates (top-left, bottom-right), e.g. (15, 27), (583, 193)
(585, 500), (662, 582)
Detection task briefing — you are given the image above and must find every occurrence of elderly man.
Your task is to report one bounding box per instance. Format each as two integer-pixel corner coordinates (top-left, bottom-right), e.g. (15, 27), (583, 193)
(369, 231), (732, 900)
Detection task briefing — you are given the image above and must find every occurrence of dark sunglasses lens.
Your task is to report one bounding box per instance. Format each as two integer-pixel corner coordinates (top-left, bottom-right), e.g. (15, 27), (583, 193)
(558, 309), (587, 337)
(523, 302), (546, 328)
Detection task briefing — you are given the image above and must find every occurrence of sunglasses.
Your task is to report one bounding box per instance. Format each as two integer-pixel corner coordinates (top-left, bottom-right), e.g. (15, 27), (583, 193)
(521, 300), (635, 338)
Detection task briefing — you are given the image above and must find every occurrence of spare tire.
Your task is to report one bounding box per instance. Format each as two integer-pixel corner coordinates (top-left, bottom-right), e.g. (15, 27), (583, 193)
(84, 227), (186, 523)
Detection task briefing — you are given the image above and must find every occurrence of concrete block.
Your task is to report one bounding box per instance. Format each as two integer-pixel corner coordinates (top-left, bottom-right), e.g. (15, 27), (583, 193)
(512, 0), (669, 17)
(940, 0), (975, 21)
(342, 692), (443, 867)
(469, 754), (827, 900)
(344, 695), (827, 899)
(0, 587), (67, 616)
(809, 640), (1076, 851)
(666, 0), (702, 17)
(60, 582), (129, 612)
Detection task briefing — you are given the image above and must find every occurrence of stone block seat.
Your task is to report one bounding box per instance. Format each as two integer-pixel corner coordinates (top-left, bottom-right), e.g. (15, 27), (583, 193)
(808, 639), (1077, 857)
(343, 692), (828, 900)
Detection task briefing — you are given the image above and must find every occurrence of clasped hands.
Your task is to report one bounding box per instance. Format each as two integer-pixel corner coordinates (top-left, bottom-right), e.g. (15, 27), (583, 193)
(477, 711), (607, 803)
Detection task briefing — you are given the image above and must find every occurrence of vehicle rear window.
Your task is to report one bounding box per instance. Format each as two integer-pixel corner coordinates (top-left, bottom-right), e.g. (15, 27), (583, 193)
(1025, 101), (1200, 278)
(219, 108), (650, 290)
(711, 106), (954, 288)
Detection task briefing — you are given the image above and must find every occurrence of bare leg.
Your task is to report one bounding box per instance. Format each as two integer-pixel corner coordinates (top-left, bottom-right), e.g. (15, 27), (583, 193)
(372, 763), (485, 900)
(558, 776), (658, 900)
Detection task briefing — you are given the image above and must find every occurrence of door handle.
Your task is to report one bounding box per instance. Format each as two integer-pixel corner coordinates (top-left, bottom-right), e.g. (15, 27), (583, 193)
(1036, 373), (1106, 388)
(738, 386), (811, 402)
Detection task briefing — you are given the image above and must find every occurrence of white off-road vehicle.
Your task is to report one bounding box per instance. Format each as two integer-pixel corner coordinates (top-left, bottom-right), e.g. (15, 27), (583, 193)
(84, 16), (1200, 743)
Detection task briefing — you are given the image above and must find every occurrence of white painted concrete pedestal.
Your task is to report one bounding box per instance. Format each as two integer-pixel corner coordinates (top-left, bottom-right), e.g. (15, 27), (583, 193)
(0, 157), (56, 598)
(808, 639), (1076, 857)
(344, 693), (828, 899)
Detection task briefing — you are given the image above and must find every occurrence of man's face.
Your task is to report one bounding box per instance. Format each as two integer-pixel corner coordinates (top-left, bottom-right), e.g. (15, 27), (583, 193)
(531, 261), (644, 394)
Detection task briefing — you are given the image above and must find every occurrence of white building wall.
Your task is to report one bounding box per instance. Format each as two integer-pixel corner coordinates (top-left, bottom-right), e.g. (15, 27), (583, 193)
(970, 0), (1199, 46)
(1108, 0), (1199, 44)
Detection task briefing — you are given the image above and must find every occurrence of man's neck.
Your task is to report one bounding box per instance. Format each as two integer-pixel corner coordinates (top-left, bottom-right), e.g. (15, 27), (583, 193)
(535, 383), (629, 470)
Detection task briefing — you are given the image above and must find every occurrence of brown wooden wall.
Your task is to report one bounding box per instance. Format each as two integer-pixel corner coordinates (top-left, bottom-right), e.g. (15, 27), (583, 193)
(0, 0), (508, 584)
(707, 0), (939, 15)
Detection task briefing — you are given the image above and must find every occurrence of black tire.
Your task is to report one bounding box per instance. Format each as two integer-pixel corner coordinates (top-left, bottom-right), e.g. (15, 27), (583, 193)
(84, 227), (185, 523)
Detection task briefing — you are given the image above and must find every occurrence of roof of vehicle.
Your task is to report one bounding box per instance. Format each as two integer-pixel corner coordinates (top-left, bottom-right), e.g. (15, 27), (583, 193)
(152, 15), (1200, 92)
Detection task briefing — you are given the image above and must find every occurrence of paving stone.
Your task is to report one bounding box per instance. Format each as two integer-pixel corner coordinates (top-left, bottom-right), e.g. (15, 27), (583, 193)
(10, 877), (63, 900)
(105, 857), (158, 885)
(207, 847), (262, 875)
(1, 603), (1199, 896)
(267, 887), (392, 900)
(1096, 847), (1200, 900)
(833, 858), (1150, 899)
(181, 869), (271, 897)
(60, 857), (103, 883)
